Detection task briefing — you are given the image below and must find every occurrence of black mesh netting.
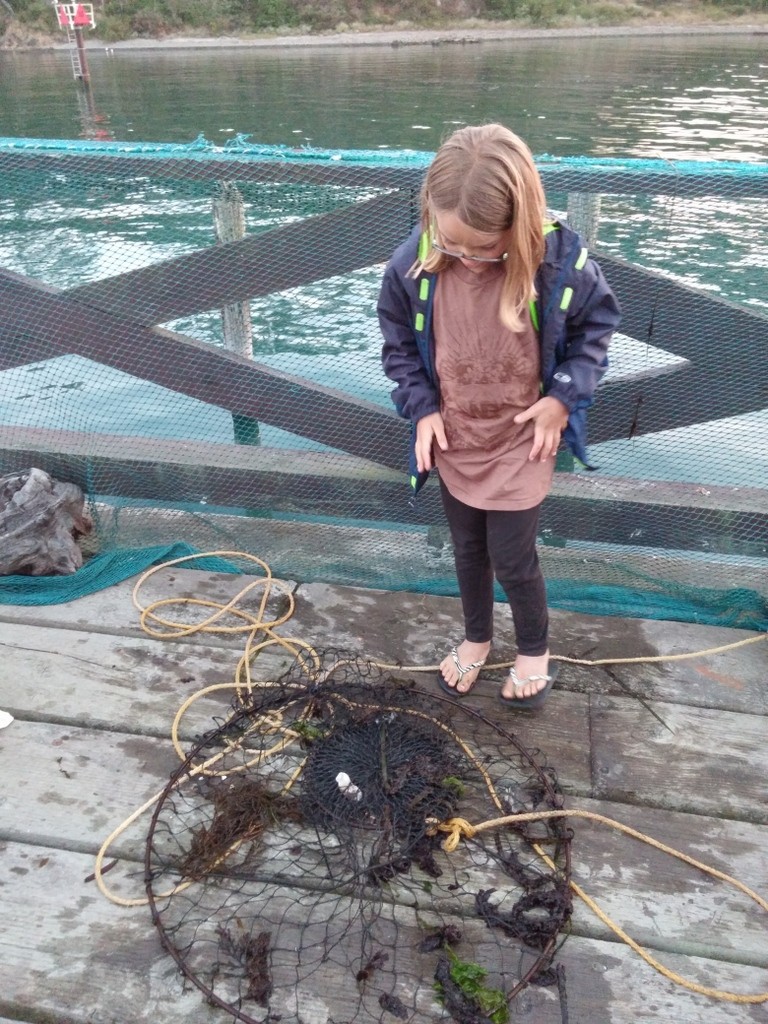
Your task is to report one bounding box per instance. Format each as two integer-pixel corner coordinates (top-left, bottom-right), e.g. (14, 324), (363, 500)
(145, 651), (573, 1024)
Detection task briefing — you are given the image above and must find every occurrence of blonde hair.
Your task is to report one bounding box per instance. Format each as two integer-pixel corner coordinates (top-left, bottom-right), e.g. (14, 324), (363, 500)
(416, 124), (548, 332)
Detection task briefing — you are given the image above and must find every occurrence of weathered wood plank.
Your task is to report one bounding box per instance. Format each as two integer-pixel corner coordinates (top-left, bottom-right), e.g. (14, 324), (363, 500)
(600, 252), (768, 365)
(8, 632), (766, 966)
(0, 706), (589, 859)
(1, 840), (766, 1024)
(565, 796), (768, 967)
(588, 253), (768, 441)
(212, 181), (255, 361)
(0, 267), (408, 468)
(3, 148), (767, 198)
(0, 842), (235, 1024)
(66, 191), (411, 324)
(4, 263), (766, 484)
(0, 719), (181, 855)
(4, 247), (767, 477)
(0, 574), (590, 796)
(6, 425), (768, 512)
(0, 428), (416, 522)
(0, 622), (293, 737)
(0, 148), (424, 190)
(2, 563), (765, 714)
(590, 695), (768, 823)
(542, 160), (768, 198)
(1, 427), (765, 556)
(543, 608), (768, 716)
(288, 582), (768, 715)
(552, 934), (768, 1024)
(0, 837), (568, 1024)
(0, 565), (300, 647)
(288, 581), (768, 716)
(543, 484), (767, 557)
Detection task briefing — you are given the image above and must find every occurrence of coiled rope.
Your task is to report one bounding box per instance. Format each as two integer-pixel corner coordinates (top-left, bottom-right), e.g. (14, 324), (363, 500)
(94, 550), (768, 1005)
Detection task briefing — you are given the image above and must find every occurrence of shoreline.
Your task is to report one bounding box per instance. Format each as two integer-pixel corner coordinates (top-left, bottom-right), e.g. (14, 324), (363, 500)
(108, 22), (768, 51)
(5, 19), (768, 53)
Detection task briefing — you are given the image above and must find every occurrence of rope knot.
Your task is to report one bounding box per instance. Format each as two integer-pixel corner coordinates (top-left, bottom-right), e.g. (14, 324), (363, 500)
(431, 816), (477, 852)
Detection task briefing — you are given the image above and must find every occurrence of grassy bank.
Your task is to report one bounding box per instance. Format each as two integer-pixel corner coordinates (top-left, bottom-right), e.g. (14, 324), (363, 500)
(1, 0), (767, 46)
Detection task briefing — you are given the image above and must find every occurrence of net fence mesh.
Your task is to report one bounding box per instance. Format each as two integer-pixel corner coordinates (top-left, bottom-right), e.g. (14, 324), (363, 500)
(145, 649), (573, 1024)
(0, 137), (766, 628)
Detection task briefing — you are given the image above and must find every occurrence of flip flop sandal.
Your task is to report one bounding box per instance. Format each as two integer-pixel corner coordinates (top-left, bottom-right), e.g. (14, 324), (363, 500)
(437, 644), (487, 699)
(499, 662), (559, 710)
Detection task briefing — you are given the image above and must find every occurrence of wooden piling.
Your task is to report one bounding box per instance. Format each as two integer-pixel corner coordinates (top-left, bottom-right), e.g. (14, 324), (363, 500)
(74, 26), (90, 83)
(212, 182), (259, 445)
(567, 192), (602, 249)
(212, 183), (254, 360)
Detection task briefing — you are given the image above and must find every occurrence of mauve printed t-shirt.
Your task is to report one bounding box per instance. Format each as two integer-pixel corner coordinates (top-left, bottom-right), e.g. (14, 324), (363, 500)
(433, 260), (555, 510)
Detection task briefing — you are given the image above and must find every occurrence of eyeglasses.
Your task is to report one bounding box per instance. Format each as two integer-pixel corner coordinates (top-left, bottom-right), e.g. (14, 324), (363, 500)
(431, 240), (508, 264)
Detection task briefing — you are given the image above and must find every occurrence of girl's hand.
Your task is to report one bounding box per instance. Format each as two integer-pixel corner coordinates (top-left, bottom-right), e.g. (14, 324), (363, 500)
(415, 411), (448, 472)
(514, 396), (569, 462)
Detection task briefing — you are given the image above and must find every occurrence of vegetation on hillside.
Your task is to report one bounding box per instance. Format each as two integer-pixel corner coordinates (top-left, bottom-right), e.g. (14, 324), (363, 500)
(1, 0), (766, 44)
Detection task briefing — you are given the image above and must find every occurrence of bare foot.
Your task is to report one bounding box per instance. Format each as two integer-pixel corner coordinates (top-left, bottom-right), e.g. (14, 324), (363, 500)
(439, 639), (491, 694)
(501, 651), (550, 701)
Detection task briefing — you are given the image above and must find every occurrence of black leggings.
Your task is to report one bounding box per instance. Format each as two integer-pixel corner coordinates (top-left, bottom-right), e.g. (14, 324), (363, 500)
(439, 479), (549, 656)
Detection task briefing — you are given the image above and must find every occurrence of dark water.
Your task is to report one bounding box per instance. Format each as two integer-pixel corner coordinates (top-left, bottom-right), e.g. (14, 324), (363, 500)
(0, 34), (767, 488)
(1, 34), (767, 160)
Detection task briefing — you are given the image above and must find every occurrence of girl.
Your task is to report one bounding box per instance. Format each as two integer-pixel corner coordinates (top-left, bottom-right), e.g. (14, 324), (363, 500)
(378, 124), (620, 708)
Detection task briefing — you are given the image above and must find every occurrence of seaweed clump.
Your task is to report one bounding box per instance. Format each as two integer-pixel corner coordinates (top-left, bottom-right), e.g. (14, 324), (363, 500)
(434, 948), (509, 1024)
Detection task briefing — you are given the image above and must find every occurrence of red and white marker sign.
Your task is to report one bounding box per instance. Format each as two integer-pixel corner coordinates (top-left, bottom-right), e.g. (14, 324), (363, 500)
(55, 4), (96, 30)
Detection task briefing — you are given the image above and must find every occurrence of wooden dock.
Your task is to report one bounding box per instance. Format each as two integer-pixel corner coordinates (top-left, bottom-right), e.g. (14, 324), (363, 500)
(0, 564), (766, 1023)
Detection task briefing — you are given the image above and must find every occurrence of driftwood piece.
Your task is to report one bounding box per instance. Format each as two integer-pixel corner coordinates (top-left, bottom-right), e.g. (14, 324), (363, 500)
(0, 467), (92, 576)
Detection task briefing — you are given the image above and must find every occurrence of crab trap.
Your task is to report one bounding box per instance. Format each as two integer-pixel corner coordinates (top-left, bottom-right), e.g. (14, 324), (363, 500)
(144, 651), (573, 1023)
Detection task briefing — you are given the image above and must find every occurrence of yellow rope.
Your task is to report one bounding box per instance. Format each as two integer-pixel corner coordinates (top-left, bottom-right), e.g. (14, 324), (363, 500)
(374, 632), (766, 674)
(95, 551), (319, 904)
(93, 550), (767, 1004)
(430, 812), (768, 1004)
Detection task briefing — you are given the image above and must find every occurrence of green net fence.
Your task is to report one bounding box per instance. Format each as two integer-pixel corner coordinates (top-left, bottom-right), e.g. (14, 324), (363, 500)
(0, 137), (766, 628)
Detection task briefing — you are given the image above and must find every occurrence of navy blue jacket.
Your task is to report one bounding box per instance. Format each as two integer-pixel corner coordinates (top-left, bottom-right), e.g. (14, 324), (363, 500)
(378, 221), (621, 492)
